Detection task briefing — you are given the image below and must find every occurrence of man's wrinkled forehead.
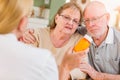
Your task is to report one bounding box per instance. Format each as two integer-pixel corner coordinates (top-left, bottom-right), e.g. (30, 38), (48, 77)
(83, 1), (107, 17)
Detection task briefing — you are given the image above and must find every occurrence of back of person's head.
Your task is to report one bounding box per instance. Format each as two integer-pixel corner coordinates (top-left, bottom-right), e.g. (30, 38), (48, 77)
(0, 0), (33, 34)
(50, 2), (82, 29)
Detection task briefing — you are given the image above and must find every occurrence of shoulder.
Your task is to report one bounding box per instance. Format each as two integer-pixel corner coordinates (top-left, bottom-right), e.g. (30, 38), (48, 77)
(72, 33), (83, 40)
(33, 27), (50, 39)
(73, 32), (83, 38)
(20, 43), (52, 59)
(112, 27), (120, 42)
(20, 45), (58, 80)
(27, 46), (58, 80)
(34, 27), (50, 34)
(17, 42), (57, 67)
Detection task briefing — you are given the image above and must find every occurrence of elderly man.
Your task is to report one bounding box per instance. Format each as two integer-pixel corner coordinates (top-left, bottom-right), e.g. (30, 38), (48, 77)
(79, 1), (120, 80)
(0, 0), (58, 80)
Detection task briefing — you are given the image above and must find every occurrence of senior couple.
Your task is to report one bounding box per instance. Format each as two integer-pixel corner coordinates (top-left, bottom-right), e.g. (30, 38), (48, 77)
(0, 0), (120, 80)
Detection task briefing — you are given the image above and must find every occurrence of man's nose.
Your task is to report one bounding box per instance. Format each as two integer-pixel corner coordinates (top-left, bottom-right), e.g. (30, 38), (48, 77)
(87, 20), (95, 26)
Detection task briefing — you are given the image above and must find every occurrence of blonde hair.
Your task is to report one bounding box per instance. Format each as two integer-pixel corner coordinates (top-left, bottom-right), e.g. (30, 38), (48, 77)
(0, 0), (33, 34)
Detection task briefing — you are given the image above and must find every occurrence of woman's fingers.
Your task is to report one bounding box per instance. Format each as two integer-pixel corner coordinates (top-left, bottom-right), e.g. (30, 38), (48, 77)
(22, 29), (36, 43)
(74, 48), (89, 56)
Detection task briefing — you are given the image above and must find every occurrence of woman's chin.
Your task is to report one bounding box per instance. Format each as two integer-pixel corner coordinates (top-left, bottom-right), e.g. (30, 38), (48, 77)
(64, 30), (72, 34)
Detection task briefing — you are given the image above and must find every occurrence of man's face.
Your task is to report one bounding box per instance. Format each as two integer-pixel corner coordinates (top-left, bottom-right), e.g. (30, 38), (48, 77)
(83, 6), (109, 38)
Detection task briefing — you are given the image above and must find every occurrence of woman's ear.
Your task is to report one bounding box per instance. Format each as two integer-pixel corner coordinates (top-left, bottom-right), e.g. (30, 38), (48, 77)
(55, 14), (59, 23)
(17, 16), (28, 32)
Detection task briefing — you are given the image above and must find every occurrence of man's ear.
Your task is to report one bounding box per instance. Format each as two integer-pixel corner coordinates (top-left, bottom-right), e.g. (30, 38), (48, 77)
(106, 13), (110, 22)
(17, 16), (28, 32)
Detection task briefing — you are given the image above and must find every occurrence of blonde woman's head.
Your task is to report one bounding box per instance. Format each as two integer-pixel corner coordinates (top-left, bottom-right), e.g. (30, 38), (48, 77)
(0, 0), (33, 34)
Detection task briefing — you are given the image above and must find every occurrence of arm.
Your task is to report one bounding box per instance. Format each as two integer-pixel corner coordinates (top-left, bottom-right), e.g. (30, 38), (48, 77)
(59, 47), (89, 80)
(59, 63), (70, 80)
(79, 62), (120, 80)
(101, 73), (120, 80)
(45, 52), (59, 80)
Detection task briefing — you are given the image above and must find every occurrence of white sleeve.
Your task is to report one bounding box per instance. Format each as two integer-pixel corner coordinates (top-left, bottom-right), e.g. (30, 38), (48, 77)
(43, 53), (58, 80)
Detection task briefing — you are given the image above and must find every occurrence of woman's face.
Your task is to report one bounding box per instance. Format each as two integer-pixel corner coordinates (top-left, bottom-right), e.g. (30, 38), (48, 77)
(55, 8), (80, 35)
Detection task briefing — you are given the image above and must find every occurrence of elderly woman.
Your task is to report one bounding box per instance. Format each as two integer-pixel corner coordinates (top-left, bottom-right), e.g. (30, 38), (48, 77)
(22, 2), (88, 80)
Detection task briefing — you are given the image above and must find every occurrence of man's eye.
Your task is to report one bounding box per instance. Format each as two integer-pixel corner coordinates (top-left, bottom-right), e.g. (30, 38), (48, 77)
(85, 20), (89, 22)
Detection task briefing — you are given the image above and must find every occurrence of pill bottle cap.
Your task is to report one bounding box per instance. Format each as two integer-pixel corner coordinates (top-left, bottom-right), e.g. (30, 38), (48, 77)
(84, 34), (93, 43)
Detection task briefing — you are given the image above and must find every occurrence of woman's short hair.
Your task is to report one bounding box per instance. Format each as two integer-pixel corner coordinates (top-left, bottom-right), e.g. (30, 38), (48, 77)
(49, 2), (82, 30)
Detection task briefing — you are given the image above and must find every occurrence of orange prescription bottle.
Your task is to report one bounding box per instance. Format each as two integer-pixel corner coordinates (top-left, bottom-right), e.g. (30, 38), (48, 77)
(70, 35), (92, 79)
(74, 34), (92, 52)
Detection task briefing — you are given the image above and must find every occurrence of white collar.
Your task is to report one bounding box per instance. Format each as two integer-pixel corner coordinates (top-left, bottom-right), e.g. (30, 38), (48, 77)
(105, 27), (114, 44)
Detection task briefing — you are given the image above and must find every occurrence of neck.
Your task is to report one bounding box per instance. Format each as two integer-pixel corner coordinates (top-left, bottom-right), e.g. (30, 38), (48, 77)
(93, 29), (108, 47)
(50, 29), (71, 48)
(12, 29), (22, 41)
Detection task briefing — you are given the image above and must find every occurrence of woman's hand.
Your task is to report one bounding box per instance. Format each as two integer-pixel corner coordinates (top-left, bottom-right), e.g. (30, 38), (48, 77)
(59, 47), (89, 80)
(61, 47), (89, 71)
(19, 29), (36, 44)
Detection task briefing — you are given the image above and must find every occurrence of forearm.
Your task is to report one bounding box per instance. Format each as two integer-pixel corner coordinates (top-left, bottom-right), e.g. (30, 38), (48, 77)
(102, 73), (120, 80)
(93, 72), (120, 80)
(59, 65), (70, 80)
